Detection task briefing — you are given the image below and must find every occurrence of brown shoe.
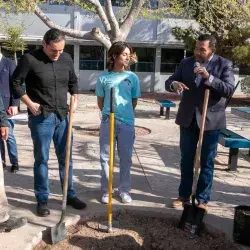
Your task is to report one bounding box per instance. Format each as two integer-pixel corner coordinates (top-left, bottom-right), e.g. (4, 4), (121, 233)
(197, 203), (208, 213)
(172, 197), (190, 208)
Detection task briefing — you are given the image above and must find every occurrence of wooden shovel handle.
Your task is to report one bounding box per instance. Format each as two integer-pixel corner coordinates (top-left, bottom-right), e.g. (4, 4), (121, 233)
(192, 89), (210, 194)
(62, 96), (75, 210)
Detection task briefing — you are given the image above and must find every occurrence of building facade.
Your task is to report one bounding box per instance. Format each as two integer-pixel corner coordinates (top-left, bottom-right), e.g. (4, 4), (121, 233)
(0, 1), (244, 93)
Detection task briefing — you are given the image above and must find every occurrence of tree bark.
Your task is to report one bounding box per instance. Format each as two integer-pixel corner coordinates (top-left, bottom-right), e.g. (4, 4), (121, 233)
(34, 0), (143, 49)
(104, 0), (120, 40)
(14, 52), (17, 64)
(34, 5), (111, 49)
(81, 0), (112, 34)
(91, 28), (112, 48)
(35, 5), (90, 39)
(120, 0), (144, 40)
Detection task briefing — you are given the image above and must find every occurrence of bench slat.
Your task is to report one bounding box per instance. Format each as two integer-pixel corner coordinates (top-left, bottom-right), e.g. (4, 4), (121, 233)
(156, 100), (176, 108)
(219, 129), (250, 148)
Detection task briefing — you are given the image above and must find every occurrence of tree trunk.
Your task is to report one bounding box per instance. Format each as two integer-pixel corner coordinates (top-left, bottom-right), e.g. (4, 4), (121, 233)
(33, 1), (144, 50)
(14, 52), (17, 64)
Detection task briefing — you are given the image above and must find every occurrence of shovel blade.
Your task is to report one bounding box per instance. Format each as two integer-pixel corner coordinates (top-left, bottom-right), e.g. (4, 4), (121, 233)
(178, 203), (206, 235)
(51, 222), (67, 245)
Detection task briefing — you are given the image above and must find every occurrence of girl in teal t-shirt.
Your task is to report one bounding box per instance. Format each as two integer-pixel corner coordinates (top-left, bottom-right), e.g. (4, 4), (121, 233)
(96, 42), (141, 204)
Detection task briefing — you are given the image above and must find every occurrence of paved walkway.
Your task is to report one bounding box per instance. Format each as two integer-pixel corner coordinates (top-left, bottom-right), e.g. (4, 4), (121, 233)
(1, 93), (250, 249)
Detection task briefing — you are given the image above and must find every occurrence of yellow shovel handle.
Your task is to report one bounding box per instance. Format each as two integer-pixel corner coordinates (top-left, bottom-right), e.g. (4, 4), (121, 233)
(108, 87), (115, 231)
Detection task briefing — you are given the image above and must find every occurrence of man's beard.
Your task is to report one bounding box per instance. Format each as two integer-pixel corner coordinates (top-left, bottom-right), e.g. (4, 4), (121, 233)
(195, 53), (213, 63)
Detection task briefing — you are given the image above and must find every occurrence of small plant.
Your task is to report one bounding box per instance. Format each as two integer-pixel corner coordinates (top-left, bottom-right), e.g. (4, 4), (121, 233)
(2, 24), (27, 64)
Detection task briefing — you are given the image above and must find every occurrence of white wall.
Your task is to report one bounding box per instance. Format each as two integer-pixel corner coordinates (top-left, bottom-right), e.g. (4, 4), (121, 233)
(78, 71), (155, 92)
(79, 70), (102, 90)
(136, 72), (155, 92)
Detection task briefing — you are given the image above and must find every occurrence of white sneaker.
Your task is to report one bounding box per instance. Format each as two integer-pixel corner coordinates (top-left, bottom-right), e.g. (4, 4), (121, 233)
(101, 193), (109, 204)
(119, 192), (132, 203)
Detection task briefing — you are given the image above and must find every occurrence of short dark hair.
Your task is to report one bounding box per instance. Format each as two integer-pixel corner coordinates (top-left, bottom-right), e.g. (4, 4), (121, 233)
(197, 34), (217, 49)
(107, 41), (133, 71)
(43, 28), (65, 45)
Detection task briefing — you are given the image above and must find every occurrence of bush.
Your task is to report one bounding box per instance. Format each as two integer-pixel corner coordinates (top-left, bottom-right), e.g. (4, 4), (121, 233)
(240, 76), (250, 94)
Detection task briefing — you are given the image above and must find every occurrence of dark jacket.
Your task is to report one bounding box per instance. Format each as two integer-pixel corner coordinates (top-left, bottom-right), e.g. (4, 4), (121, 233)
(0, 92), (8, 127)
(165, 55), (235, 131)
(0, 56), (19, 111)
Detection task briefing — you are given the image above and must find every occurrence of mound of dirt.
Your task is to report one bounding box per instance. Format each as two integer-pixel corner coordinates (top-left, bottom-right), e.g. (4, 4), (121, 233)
(35, 210), (237, 250)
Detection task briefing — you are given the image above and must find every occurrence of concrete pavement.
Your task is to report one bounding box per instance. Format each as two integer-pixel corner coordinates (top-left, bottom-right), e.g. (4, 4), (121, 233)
(1, 93), (250, 249)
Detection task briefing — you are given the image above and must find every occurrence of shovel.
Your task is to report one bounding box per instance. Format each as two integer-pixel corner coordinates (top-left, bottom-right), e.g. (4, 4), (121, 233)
(51, 95), (75, 244)
(99, 87), (119, 232)
(179, 89), (210, 235)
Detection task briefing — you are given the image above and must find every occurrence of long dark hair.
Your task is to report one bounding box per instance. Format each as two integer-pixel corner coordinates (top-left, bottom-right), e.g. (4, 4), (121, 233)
(107, 41), (133, 71)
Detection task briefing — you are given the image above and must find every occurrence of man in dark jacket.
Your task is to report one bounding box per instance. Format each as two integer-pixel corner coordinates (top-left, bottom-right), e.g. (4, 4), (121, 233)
(0, 94), (26, 232)
(165, 34), (235, 211)
(0, 52), (19, 173)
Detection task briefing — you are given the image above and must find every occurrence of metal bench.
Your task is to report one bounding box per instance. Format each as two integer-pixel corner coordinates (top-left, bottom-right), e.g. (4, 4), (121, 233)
(155, 100), (176, 119)
(218, 128), (250, 171)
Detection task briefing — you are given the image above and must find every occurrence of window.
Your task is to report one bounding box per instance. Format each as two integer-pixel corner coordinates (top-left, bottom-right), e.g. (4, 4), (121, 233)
(239, 65), (250, 76)
(99, 0), (158, 8)
(16, 45), (39, 61)
(130, 47), (155, 72)
(161, 49), (184, 73)
(64, 44), (74, 61)
(186, 50), (193, 58)
(49, 0), (68, 5)
(143, 0), (158, 9)
(1, 44), (41, 62)
(99, 0), (127, 6)
(1, 44), (74, 63)
(79, 46), (104, 70)
(150, 0), (159, 9)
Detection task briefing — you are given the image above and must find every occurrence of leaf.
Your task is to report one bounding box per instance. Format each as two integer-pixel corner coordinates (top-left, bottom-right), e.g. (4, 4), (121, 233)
(171, 0), (250, 65)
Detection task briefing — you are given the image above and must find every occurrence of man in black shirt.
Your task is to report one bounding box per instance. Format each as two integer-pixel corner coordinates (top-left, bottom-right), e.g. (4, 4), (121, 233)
(11, 28), (86, 217)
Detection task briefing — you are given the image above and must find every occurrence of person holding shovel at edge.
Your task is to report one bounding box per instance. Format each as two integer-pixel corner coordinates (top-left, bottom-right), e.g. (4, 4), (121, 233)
(0, 93), (27, 232)
(165, 34), (235, 212)
(96, 42), (140, 204)
(11, 28), (86, 217)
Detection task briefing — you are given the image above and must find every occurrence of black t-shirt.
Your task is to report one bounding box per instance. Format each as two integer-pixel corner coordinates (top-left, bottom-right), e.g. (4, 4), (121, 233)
(12, 49), (78, 120)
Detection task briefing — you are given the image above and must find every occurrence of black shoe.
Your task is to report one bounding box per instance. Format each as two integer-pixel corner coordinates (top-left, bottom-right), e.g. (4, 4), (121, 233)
(11, 164), (19, 173)
(37, 202), (50, 217)
(2, 161), (6, 169)
(0, 216), (27, 233)
(67, 196), (87, 210)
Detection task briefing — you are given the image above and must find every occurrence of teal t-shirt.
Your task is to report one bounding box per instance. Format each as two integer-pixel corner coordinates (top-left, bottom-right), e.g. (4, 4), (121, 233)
(95, 70), (141, 126)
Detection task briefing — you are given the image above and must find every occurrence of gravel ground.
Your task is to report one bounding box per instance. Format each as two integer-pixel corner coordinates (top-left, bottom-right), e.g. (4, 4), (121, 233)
(35, 211), (237, 250)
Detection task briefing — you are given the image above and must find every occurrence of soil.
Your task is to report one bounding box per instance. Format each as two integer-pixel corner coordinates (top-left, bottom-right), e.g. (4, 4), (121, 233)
(35, 210), (237, 250)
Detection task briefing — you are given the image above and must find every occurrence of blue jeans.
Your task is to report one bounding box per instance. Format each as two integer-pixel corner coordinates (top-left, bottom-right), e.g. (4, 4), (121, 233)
(99, 115), (135, 193)
(179, 118), (220, 203)
(28, 113), (75, 203)
(0, 119), (18, 165)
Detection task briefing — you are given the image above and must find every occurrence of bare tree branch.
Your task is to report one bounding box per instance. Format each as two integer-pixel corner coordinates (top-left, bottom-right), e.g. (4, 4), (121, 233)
(35, 5), (111, 47)
(120, 0), (144, 39)
(104, 0), (120, 39)
(91, 27), (112, 48)
(81, 0), (112, 33)
(35, 5), (91, 40)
